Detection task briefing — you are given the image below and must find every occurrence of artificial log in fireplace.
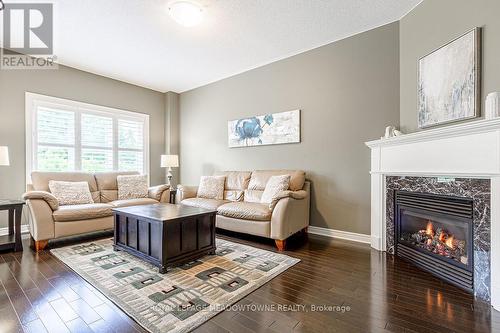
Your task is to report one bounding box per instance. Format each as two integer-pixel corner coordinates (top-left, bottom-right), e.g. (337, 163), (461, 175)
(395, 191), (474, 292)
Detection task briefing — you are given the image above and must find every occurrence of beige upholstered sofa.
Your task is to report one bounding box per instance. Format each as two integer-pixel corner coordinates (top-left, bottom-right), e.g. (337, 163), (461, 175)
(176, 170), (310, 250)
(23, 171), (170, 251)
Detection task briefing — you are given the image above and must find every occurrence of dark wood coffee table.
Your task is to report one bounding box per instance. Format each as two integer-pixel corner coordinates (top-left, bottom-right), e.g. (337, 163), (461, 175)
(112, 203), (217, 273)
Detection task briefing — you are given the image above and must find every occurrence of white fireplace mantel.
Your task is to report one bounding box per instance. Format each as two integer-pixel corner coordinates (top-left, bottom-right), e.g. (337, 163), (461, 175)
(365, 118), (500, 309)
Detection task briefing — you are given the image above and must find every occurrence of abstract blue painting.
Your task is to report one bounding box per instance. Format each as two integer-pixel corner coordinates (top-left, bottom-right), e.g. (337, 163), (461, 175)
(228, 110), (300, 148)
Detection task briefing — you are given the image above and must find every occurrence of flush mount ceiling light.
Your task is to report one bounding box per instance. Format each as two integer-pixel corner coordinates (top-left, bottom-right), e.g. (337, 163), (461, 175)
(168, 1), (203, 27)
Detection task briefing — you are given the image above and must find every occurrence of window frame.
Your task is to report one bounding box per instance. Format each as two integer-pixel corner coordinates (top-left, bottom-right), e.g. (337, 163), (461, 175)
(25, 92), (150, 183)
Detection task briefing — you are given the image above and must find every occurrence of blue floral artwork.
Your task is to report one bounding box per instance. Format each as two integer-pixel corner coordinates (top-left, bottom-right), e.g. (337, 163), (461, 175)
(228, 110), (300, 147)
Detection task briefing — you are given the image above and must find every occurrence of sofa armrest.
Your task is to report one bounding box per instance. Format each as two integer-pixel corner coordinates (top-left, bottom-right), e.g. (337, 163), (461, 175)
(176, 185), (198, 203)
(148, 184), (170, 202)
(22, 191), (59, 210)
(269, 190), (308, 210)
(25, 198), (55, 241)
(270, 181), (311, 240)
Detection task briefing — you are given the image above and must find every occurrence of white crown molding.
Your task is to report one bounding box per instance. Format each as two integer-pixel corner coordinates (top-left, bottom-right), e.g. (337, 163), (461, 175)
(308, 226), (371, 244)
(366, 118), (500, 148)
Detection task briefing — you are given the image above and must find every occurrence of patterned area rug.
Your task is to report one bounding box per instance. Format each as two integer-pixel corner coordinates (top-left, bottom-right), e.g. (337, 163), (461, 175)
(51, 238), (299, 333)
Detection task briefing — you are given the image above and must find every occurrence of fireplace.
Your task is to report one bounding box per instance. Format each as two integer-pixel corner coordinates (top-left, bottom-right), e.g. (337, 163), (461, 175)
(395, 191), (474, 292)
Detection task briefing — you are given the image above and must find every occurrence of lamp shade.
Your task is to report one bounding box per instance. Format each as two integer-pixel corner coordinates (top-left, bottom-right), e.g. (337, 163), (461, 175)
(161, 154), (179, 168)
(0, 146), (9, 166)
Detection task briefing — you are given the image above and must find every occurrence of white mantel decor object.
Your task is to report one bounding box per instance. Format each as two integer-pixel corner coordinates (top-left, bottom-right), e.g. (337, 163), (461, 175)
(382, 126), (403, 139)
(161, 154), (179, 186)
(486, 92), (500, 120)
(0, 146), (9, 166)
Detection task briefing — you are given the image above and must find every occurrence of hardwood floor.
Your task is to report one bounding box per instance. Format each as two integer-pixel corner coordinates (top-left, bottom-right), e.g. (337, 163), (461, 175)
(0, 230), (499, 333)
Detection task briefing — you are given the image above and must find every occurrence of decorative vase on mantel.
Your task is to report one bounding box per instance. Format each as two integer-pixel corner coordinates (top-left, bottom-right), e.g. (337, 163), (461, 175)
(485, 92), (500, 120)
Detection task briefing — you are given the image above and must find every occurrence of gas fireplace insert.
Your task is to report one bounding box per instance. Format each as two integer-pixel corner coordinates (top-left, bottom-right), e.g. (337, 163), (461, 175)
(394, 191), (474, 292)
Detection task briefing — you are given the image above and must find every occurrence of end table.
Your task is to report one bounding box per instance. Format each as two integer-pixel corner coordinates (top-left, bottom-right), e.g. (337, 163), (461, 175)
(0, 200), (24, 252)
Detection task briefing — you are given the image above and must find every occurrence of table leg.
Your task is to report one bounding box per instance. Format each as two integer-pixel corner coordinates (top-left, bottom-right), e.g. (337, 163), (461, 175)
(14, 207), (23, 252)
(8, 208), (14, 235)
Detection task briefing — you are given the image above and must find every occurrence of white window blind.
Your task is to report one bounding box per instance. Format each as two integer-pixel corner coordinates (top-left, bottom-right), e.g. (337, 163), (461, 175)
(26, 93), (149, 179)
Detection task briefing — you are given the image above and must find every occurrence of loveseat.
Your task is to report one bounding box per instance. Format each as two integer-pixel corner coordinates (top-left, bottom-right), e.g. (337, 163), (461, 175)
(23, 171), (170, 251)
(176, 170), (310, 250)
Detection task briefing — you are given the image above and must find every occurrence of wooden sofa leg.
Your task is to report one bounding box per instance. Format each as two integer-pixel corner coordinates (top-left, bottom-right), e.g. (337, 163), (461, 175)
(31, 238), (49, 252)
(275, 239), (286, 251)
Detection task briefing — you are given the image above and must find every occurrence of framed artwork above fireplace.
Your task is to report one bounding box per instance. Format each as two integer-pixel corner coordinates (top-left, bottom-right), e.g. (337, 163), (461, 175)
(417, 28), (481, 128)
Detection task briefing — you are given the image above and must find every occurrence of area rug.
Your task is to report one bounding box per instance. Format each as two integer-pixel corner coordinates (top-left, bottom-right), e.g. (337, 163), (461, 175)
(51, 238), (300, 333)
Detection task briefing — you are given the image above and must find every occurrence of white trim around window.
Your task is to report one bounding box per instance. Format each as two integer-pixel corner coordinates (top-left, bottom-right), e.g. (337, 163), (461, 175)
(25, 92), (150, 184)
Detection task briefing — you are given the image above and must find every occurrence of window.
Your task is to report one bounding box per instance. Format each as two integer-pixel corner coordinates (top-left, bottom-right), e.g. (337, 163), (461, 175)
(26, 93), (149, 181)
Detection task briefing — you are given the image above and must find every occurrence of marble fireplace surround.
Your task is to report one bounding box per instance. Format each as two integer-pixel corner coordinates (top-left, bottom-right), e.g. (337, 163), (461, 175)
(366, 118), (500, 309)
(385, 176), (490, 301)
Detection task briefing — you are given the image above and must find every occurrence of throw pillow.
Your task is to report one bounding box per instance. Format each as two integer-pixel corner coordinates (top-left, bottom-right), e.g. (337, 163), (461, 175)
(260, 175), (291, 204)
(117, 175), (149, 200)
(197, 176), (225, 200)
(48, 181), (94, 206)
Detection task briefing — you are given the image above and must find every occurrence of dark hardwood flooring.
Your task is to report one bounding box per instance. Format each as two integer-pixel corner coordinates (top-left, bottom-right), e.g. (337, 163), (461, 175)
(0, 231), (499, 333)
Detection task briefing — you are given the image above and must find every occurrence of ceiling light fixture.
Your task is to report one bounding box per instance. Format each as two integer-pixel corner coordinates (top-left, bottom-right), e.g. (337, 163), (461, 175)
(168, 1), (203, 27)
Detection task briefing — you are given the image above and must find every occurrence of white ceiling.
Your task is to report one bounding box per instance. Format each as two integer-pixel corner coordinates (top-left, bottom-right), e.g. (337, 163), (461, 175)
(44, 0), (420, 92)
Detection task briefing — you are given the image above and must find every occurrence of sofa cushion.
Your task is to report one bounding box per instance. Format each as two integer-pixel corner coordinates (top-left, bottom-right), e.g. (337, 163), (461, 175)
(214, 171), (251, 201)
(248, 170), (305, 191)
(100, 190), (118, 203)
(243, 189), (263, 203)
(217, 202), (272, 221)
(53, 203), (113, 222)
(32, 171), (98, 192)
(261, 175), (290, 204)
(117, 175), (149, 200)
(94, 171), (139, 191)
(222, 190), (243, 202)
(48, 181), (94, 206)
(197, 176), (225, 200)
(110, 198), (158, 208)
(31, 171), (100, 202)
(181, 198), (227, 210)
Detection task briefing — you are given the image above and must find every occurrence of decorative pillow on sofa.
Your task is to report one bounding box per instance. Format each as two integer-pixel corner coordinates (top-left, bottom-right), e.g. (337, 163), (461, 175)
(197, 176), (226, 200)
(117, 175), (149, 200)
(260, 175), (291, 204)
(48, 181), (94, 206)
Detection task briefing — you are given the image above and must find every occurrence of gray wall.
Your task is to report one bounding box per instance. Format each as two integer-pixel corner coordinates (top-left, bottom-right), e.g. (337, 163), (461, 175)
(0, 62), (166, 227)
(179, 22), (400, 235)
(400, 0), (500, 133)
(165, 92), (180, 187)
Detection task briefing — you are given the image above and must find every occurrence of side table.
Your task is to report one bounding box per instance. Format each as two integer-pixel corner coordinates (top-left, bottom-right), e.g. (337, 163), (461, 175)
(0, 200), (24, 252)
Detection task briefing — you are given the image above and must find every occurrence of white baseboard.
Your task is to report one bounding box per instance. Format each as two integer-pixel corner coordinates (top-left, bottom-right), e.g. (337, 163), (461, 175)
(0, 224), (30, 236)
(308, 226), (371, 244)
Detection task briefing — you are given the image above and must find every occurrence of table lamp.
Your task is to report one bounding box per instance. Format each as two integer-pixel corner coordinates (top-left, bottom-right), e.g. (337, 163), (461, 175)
(161, 154), (179, 186)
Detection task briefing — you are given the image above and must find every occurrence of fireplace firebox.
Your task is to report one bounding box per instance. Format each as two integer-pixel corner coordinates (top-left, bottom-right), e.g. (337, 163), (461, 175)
(395, 191), (474, 292)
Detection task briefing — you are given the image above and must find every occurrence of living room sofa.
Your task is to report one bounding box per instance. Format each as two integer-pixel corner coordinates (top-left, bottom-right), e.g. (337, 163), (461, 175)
(23, 171), (170, 251)
(176, 170), (310, 250)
